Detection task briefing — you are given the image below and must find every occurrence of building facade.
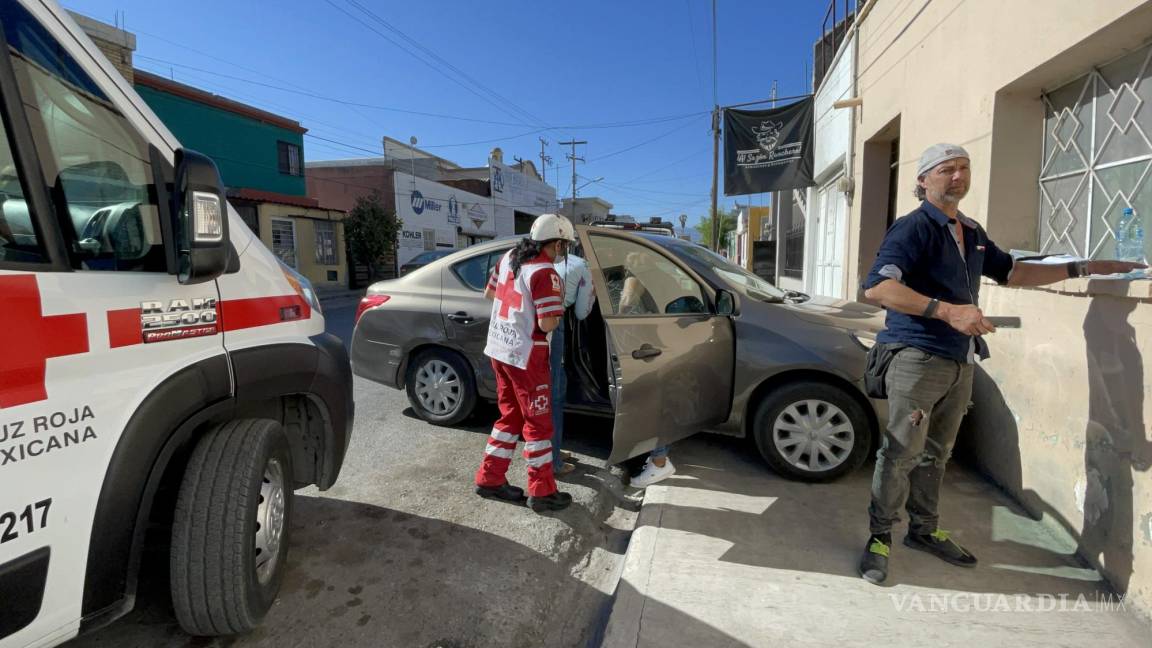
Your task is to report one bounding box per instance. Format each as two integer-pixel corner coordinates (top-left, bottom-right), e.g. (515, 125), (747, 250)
(307, 145), (558, 281)
(131, 71), (346, 289)
(841, 0), (1152, 618)
(562, 196), (614, 226)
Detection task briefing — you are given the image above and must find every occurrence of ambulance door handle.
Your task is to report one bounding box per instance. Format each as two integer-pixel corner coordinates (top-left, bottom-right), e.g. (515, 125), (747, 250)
(448, 312), (476, 324)
(631, 344), (662, 360)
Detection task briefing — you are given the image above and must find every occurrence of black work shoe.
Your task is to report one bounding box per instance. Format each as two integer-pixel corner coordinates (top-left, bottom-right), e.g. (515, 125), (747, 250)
(475, 483), (525, 502)
(858, 534), (891, 584)
(528, 491), (573, 513)
(904, 529), (978, 567)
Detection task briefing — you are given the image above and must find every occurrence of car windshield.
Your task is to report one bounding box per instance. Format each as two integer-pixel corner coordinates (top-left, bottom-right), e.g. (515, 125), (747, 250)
(673, 243), (789, 303)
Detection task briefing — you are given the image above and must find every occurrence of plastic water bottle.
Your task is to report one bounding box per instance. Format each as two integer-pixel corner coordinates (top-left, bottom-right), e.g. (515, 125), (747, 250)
(1116, 207), (1147, 277)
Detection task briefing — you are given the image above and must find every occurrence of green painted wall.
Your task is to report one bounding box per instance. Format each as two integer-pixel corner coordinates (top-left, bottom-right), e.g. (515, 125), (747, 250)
(135, 84), (306, 196)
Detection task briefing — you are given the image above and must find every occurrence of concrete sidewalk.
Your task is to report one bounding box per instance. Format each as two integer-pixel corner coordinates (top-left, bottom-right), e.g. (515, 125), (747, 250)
(602, 436), (1151, 648)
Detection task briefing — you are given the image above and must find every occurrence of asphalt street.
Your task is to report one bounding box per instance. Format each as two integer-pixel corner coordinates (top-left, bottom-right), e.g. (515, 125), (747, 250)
(70, 303), (641, 648)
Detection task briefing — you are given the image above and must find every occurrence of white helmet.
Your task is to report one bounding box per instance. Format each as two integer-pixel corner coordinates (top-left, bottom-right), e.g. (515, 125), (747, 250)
(530, 213), (576, 242)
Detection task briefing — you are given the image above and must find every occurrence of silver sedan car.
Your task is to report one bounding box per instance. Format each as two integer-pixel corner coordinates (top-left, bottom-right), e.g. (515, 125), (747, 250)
(352, 225), (887, 482)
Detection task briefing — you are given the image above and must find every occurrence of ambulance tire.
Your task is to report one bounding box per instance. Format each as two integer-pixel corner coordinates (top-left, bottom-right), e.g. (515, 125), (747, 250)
(170, 419), (294, 636)
(406, 348), (477, 426)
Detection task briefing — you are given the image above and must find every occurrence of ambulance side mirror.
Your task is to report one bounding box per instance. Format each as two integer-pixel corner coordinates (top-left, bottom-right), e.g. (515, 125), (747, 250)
(172, 149), (229, 285)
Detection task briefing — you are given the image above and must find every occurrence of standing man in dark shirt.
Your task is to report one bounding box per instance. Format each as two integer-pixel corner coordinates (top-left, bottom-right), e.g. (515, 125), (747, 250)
(857, 143), (1146, 585)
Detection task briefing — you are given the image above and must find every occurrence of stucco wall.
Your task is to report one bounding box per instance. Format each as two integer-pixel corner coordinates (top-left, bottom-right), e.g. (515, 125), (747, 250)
(257, 204), (345, 288)
(849, 0), (1152, 618)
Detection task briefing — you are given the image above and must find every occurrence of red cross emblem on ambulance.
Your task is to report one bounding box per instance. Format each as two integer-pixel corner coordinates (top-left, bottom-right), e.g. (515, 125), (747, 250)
(0, 275), (89, 408)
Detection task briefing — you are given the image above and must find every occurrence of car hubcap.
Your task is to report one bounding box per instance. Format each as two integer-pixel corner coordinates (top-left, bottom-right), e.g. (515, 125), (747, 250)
(415, 359), (461, 415)
(772, 399), (855, 473)
(254, 457), (285, 585)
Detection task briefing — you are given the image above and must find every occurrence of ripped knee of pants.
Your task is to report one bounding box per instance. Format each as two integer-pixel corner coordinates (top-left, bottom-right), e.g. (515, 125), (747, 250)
(908, 408), (926, 427)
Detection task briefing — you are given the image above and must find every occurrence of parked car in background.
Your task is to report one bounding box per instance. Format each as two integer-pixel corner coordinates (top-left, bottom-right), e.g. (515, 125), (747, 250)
(352, 226), (888, 482)
(399, 249), (456, 276)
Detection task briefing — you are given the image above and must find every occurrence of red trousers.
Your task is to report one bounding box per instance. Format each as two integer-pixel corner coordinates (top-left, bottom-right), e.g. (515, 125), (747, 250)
(475, 342), (557, 497)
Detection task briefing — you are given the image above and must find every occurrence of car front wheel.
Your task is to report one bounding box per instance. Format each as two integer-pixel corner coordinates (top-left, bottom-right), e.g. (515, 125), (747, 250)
(405, 348), (477, 426)
(751, 381), (870, 482)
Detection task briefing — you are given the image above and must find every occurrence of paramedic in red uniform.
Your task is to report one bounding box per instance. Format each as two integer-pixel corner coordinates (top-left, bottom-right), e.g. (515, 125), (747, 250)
(474, 213), (576, 513)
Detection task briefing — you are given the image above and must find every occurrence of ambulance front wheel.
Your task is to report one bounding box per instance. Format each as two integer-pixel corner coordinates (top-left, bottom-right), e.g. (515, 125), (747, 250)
(170, 418), (294, 636)
(406, 348), (477, 426)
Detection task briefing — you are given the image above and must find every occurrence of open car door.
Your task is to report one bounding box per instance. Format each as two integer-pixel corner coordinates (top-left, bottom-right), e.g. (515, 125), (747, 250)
(577, 227), (735, 464)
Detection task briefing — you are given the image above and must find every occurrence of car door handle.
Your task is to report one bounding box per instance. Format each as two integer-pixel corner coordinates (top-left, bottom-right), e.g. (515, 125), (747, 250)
(448, 312), (476, 324)
(631, 344), (662, 360)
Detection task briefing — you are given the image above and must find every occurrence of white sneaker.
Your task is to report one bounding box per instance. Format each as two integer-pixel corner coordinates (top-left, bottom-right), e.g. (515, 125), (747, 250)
(631, 458), (675, 489)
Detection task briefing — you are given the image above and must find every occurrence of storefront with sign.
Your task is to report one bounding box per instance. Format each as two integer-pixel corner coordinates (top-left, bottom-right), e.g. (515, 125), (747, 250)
(393, 171), (499, 269)
(489, 158), (559, 235)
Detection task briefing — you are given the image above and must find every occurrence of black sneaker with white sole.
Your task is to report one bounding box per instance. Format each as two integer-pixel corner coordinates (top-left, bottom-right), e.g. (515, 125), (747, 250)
(858, 534), (891, 585)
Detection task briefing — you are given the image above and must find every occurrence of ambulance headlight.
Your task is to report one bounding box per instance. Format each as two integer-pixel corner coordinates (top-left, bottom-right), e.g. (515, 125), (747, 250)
(278, 261), (323, 316)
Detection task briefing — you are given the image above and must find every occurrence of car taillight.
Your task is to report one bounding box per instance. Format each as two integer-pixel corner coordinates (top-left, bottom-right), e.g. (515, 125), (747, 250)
(355, 295), (391, 324)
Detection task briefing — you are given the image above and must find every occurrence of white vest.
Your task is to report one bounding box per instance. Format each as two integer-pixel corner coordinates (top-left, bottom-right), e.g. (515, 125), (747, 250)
(484, 251), (562, 369)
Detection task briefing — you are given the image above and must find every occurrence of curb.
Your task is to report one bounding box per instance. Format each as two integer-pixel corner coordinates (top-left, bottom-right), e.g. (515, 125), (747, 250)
(599, 483), (669, 648)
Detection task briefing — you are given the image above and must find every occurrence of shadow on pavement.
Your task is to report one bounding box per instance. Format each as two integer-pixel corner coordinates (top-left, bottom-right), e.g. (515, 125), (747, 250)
(639, 435), (1125, 600)
(68, 494), (745, 648)
(402, 405), (615, 464)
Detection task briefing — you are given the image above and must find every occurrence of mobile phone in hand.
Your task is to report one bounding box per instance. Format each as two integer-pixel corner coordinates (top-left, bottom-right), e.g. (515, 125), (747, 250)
(986, 316), (1022, 328)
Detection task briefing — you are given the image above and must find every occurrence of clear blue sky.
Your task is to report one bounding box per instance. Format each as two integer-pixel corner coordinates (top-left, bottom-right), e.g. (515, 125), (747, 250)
(64, 0), (829, 229)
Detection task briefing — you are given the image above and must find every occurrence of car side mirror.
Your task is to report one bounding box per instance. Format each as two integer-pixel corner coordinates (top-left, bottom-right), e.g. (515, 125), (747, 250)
(716, 289), (736, 316)
(172, 148), (228, 284)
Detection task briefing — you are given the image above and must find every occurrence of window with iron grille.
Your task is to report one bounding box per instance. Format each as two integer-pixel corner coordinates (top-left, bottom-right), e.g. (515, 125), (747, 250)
(1039, 43), (1151, 260)
(271, 218), (296, 268)
(277, 141), (301, 176)
(315, 220), (337, 265)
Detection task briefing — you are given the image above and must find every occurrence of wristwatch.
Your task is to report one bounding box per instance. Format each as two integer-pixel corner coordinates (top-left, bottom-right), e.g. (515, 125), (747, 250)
(922, 298), (940, 318)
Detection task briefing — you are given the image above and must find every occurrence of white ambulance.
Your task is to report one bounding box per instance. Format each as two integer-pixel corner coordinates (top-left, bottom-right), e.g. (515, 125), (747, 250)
(0, 1), (354, 645)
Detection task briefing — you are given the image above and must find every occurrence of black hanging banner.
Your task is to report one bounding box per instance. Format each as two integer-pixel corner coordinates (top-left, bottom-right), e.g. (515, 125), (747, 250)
(723, 98), (815, 196)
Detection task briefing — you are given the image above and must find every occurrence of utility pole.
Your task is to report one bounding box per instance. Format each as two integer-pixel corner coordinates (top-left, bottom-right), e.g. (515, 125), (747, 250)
(539, 137), (552, 186)
(559, 139), (586, 220)
(710, 106), (721, 252)
(709, 0), (721, 253)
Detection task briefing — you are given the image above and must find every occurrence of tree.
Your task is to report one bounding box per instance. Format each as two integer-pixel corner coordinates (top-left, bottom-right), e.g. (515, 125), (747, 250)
(344, 191), (402, 281)
(694, 207), (737, 251)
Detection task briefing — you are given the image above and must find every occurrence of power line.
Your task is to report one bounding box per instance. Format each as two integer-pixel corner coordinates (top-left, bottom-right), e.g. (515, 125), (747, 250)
(136, 54), (707, 132)
(134, 55), (527, 127)
(684, 0), (707, 99)
(586, 115), (708, 162)
(139, 59), (698, 165)
(129, 27), (394, 137)
(342, 0), (552, 131)
(420, 128), (552, 149)
(324, 0), (547, 132)
(623, 146), (711, 184)
(712, 0), (719, 106)
(135, 62), (387, 150)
